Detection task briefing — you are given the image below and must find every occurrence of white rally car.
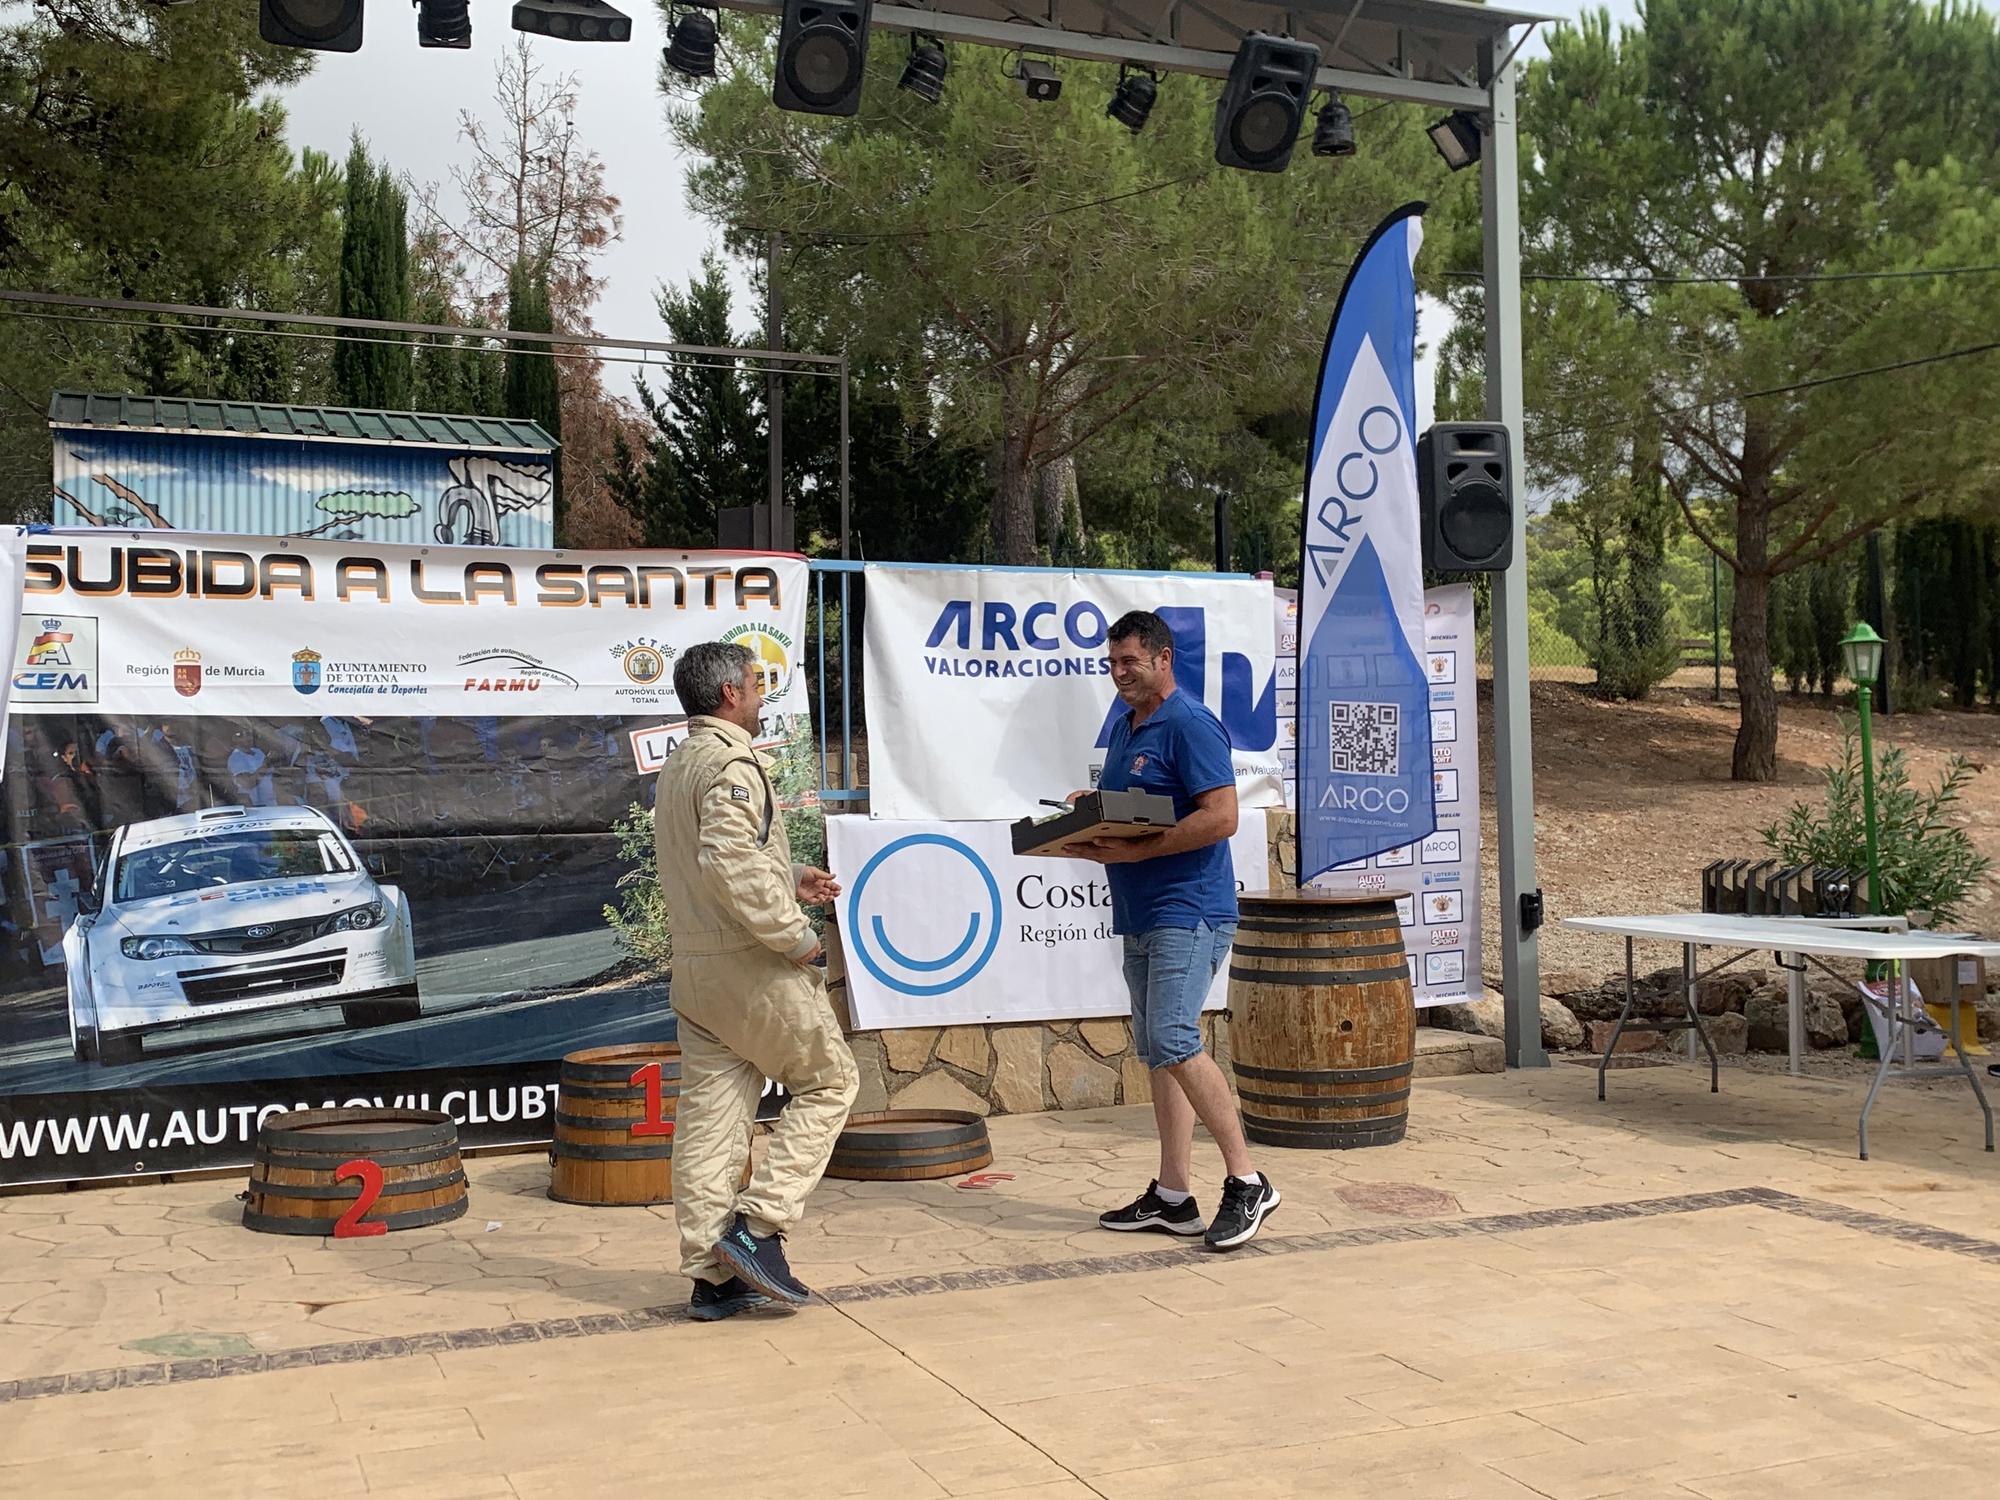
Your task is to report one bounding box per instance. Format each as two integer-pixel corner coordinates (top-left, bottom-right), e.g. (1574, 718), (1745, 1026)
(64, 806), (419, 1065)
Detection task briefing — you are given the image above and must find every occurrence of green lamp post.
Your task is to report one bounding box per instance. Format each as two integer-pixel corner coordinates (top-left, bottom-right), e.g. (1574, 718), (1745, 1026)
(1840, 622), (1887, 914)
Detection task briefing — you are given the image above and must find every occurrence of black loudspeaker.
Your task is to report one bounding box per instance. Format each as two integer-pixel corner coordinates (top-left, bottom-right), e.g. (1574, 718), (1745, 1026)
(1213, 34), (1320, 173)
(773, 0), (873, 117)
(259, 0), (363, 53)
(1417, 422), (1514, 571)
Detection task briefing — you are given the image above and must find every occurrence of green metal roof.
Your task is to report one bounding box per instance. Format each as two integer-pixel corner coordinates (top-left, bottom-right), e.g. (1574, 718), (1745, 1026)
(47, 392), (557, 453)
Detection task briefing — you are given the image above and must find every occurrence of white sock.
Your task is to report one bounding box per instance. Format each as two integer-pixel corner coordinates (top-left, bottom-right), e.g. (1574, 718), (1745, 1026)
(1154, 1183), (1192, 1205)
(1228, 1173), (1263, 1188)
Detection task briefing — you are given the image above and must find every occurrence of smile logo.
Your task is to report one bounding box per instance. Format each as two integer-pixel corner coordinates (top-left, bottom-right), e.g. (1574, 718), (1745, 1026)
(846, 835), (1003, 998)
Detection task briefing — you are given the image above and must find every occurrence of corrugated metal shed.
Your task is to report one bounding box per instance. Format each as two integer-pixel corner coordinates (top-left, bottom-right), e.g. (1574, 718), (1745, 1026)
(47, 392), (557, 454)
(47, 392), (559, 547)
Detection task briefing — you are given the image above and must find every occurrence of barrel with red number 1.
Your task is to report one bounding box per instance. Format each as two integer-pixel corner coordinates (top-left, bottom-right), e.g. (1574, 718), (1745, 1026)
(548, 1043), (687, 1206)
(242, 1107), (468, 1235)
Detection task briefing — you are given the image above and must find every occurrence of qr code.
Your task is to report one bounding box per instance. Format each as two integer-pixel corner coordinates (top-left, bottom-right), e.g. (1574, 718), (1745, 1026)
(1329, 702), (1399, 776)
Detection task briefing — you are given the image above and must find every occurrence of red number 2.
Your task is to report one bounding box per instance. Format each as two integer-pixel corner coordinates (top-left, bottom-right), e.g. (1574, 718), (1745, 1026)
(332, 1158), (388, 1238)
(629, 1061), (675, 1138)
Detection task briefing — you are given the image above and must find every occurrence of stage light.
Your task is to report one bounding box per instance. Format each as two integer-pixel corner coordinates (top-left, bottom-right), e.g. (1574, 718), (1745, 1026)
(774, 0), (873, 117)
(1311, 92), (1356, 157)
(511, 0), (633, 43)
(1106, 65), (1159, 133)
(1213, 33), (1320, 174)
(415, 0), (472, 48)
(259, 0), (362, 53)
(1012, 56), (1061, 102)
(1428, 110), (1483, 170)
(899, 35), (948, 103)
(664, 3), (718, 77)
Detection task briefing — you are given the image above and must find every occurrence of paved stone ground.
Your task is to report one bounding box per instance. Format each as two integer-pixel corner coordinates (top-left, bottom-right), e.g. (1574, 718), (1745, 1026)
(4, 1056), (2000, 1497)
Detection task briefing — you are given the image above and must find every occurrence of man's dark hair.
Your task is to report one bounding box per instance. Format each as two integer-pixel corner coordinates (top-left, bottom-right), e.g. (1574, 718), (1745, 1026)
(674, 641), (756, 717)
(1107, 610), (1174, 657)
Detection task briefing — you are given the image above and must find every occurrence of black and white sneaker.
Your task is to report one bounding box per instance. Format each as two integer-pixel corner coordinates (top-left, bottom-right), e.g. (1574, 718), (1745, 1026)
(687, 1274), (771, 1322)
(1098, 1180), (1206, 1237)
(1204, 1174), (1280, 1250)
(714, 1212), (812, 1306)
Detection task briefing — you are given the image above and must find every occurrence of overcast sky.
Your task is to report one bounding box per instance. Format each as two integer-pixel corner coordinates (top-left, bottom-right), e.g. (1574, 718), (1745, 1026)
(276, 5), (1656, 352)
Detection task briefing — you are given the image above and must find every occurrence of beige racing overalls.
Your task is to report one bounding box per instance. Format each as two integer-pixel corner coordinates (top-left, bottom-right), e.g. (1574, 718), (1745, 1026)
(653, 714), (857, 1284)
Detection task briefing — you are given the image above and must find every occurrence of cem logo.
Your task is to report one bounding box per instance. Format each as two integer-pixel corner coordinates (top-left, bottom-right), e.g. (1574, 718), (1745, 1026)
(14, 615), (98, 703)
(845, 835), (1003, 998)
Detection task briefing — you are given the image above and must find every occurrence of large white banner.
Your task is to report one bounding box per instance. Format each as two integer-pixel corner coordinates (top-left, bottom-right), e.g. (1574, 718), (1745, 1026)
(11, 531), (808, 730)
(1277, 583), (1482, 1007)
(862, 564), (1283, 821)
(0, 530), (812, 1187)
(829, 811), (1272, 1029)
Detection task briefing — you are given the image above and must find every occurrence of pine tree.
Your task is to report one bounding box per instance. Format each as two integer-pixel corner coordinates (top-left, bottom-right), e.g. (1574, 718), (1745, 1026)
(333, 138), (413, 410)
(503, 258), (564, 532)
(607, 257), (762, 548)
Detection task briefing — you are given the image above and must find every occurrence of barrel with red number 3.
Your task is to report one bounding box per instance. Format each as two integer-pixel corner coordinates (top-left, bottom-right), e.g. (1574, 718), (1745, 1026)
(548, 1043), (687, 1206)
(242, 1107), (468, 1236)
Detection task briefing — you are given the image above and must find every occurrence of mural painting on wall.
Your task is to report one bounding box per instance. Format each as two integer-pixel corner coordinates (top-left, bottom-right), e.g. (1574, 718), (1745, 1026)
(49, 438), (557, 549)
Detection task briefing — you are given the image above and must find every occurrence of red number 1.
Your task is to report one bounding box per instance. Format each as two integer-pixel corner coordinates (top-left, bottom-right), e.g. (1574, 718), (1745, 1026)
(629, 1061), (675, 1138)
(333, 1158), (387, 1238)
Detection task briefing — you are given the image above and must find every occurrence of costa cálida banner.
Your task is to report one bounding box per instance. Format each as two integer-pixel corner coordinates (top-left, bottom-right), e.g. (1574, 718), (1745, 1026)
(0, 530), (811, 1185)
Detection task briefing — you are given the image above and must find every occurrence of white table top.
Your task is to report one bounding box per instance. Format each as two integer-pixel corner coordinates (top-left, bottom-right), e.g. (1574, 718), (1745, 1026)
(1562, 912), (2000, 962)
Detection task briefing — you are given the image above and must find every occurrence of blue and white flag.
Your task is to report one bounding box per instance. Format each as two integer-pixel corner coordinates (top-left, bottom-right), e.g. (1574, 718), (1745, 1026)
(1297, 202), (1436, 884)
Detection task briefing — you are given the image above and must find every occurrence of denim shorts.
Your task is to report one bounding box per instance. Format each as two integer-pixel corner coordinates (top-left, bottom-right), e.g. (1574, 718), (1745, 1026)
(1121, 921), (1238, 1069)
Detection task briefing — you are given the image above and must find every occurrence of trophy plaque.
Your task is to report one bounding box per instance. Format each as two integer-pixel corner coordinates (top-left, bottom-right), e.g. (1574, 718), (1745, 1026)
(1010, 790), (1178, 858)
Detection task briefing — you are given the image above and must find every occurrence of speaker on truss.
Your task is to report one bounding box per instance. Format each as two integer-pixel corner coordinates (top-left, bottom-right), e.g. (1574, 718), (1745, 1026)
(773, 0), (874, 116)
(1417, 422), (1514, 571)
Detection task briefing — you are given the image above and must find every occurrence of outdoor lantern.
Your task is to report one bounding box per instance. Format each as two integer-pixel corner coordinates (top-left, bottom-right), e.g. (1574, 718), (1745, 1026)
(1312, 93), (1357, 158)
(1107, 65), (1160, 133)
(899, 36), (948, 103)
(1840, 621), (1885, 688)
(1427, 110), (1483, 170)
(664, 4), (718, 76)
(416, 0), (472, 48)
(511, 0), (633, 42)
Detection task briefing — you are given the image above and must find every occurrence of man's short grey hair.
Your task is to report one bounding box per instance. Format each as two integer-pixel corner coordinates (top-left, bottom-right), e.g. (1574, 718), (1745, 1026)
(674, 641), (756, 717)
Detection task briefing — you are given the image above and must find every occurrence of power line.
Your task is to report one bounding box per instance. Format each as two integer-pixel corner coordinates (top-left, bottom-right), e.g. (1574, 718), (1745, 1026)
(0, 289), (842, 370)
(1544, 338), (2000, 441)
(740, 170), (1212, 244)
(1444, 263), (2000, 287)
(1, 308), (844, 380)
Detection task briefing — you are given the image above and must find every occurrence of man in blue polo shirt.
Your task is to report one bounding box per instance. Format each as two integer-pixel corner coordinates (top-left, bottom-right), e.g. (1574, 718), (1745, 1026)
(1064, 610), (1279, 1250)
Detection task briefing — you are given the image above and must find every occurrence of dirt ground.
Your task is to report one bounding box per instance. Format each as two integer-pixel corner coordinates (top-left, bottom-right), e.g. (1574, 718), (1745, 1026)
(1487, 681), (2000, 989)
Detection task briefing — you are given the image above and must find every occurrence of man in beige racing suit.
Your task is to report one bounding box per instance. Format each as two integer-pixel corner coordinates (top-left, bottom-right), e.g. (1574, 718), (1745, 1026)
(654, 640), (858, 1318)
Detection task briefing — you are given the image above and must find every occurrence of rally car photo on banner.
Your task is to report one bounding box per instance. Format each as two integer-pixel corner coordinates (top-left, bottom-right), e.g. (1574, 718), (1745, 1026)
(62, 804), (419, 1065)
(0, 531), (814, 1186)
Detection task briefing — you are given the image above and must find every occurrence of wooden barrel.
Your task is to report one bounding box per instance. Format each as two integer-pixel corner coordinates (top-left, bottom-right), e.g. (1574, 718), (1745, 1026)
(825, 1110), (993, 1181)
(549, 1043), (683, 1206)
(243, 1107), (467, 1235)
(1228, 892), (1416, 1149)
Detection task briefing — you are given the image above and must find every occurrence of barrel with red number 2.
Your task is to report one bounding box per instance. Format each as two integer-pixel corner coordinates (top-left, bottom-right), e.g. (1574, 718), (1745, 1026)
(242, 1107), (468, 1235)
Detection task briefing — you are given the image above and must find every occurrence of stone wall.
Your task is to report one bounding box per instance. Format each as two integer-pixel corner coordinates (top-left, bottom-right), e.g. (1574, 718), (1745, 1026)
(839, 1011), (1235, 1119)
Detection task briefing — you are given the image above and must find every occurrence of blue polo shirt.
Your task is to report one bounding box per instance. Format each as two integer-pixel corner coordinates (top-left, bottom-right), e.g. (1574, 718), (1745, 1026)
(1099, 689), (1239, 935)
